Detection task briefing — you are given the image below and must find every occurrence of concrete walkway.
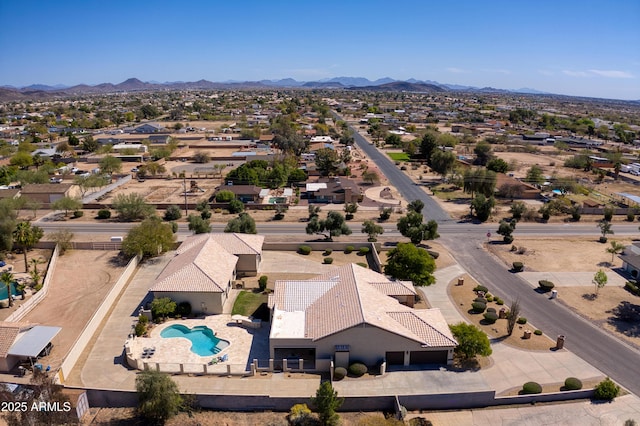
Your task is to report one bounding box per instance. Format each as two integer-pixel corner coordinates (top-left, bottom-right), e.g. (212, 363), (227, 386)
(419, 394), (640, 426)
(520, 271), (627, 288)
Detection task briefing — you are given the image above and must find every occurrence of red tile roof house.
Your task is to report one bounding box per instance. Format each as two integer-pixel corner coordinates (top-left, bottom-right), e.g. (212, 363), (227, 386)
(150, 233), (264, 315)
(268, 264), (457, 372)
(305, 177), (362, 204)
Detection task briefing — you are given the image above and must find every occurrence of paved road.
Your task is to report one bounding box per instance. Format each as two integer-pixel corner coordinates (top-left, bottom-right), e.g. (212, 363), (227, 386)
(440, 232), (640, 397)
(333, 111), (451, 222)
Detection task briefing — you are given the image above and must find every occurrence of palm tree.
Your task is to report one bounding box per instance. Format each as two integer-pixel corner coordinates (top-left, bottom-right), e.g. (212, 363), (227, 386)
(606, 241), (626, 263)
(1, 271), (15, 307)
(13, 221), (44, 272)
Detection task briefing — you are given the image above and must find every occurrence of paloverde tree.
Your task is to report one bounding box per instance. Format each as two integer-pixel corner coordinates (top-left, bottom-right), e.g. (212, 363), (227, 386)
(305, 211), (352, 241)
(99, 154), (122, 175)
(122, 217), (176, 259)
(51, 196), (82, 217)
(497, 219), (516, 244)
(470, 194), (495, 222)
(136, 370), (184, 425)
(593, 269), (608, 296)
(188, 214), (211, 234)
(463, 168), (497, 197)
(112, 193), (156, 221)
(598, 220), (614, 243)
(384, 243), (436, 286)
(13, 221), (44, 272)
(361, 220), (384, 242)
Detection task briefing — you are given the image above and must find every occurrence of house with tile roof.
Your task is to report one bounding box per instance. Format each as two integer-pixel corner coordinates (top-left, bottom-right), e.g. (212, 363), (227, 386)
(150, 233), (264, 315)
(268, 264), (457, 371)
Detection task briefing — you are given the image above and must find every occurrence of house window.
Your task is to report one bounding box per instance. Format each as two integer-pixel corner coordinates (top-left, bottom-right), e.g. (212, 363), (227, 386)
(335, 345), (349, 352)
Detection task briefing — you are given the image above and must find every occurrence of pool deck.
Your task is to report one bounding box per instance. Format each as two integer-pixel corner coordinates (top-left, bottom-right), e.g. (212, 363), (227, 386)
(125, 316), (269, 374)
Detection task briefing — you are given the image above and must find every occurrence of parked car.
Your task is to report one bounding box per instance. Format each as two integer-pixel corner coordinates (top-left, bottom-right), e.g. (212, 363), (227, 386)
(49, 177), (63, 183)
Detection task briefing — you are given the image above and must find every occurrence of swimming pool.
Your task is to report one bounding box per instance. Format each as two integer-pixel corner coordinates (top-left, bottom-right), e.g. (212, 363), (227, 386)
(268, 197), (287, 204)
(0, 282), (18, 300)
(160, 324), (229, 356)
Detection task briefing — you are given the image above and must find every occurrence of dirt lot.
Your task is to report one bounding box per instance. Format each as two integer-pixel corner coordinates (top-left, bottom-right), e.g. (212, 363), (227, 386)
(18, 250), (126, 371)
(83, 408), (392, 426)
(488, 237), (640, 350)
(488, 236), (633, 272)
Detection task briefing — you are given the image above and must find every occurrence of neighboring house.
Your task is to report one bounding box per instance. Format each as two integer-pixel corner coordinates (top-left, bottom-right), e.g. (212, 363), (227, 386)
(134, 123), (166, 134)
(149, 233), (264, 315)
(0, 322), (61, 372)
(218, 184), (263, 203)
(619, 242), (640, 279)
(306, 177), (361, 204)
(31, 148), (57, 160)
(21, 183), (73, 206)
(495, 173), (541, 200)
(268, 264), (457, 372)
(148, 135), (171, 144)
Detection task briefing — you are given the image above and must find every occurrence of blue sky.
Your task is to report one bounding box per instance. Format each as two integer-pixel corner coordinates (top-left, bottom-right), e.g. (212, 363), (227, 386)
(0, 0), (638, 100)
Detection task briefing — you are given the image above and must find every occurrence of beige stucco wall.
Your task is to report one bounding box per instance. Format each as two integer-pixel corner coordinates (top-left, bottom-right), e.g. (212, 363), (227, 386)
(236, 254), (259, 277)
(0, 354), (20, 372)
(270, 324), (454, 367)
(153, 291), (226, 315)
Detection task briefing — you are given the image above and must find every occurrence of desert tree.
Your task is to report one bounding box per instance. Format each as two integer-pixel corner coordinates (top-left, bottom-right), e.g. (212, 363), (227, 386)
(136, 370), (184, 424)
(593, 269), (608, 296)
(506, 298), (521, 336)
(13, 221), (44, 272)
(384, 243), (436, 286)
(598, 220), (614, 243)
(361, 220), (384, 242)
(449, 322), (492, 360)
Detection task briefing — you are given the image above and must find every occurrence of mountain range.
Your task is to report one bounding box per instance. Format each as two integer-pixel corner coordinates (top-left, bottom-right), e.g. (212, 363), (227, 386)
(0, 76), (554, 101)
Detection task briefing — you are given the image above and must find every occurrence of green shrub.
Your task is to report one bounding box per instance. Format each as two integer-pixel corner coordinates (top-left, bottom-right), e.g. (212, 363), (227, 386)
(594, 377), (620, 401)
(627, 211), (635, 222)
(517, 317), (527, 324)
(97, 209), (111, 219)
(427, 250), (440, 259)
(348, 362), (368, 377)
(486, 307), (496, 313)
(483, 312), (498, 324)
(258, 275), (268, 292)
(486, 295), (494, 302)
(534, 329), (543, 336)
(175, 301), (192, 317)
(298, 246), (312, 255)
(215, 190), (235, 202)
(496, 299), (504, 305)
(358, 247), (370, 255)
(625, 281), (640, 296)
(333, 367), (347, 381)
(521, 382), (542, 394)
(228, 199), (245, 213)
(474, 297), (488, 304)
(323, 249), (333, 256)
(356, 262), (368, 268)
(512, 261), (524, 272)
(288, 403), (313, 425)
(538, 280), (555, 291)
(473, 285), (488, 293)
(344, 245), (355, 254)
(471, 302), (487, 313)
(323, 257), (334, 264)
(73, 210), (84, 218)
(564, 377), (583, 391)
(138, 314), (148, 325)
(134, 321), (146, 337)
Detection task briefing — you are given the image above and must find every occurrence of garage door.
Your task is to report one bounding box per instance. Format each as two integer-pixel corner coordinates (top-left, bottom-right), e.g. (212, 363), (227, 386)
(409, 350), (447, 365)
(385, 351), (404, 365)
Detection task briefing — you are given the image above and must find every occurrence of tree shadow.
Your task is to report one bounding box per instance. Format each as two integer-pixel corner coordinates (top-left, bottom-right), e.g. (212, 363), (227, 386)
(607, 301), (640, 337)
(597, 261), (612, 268)
(582, 293), (598, 301)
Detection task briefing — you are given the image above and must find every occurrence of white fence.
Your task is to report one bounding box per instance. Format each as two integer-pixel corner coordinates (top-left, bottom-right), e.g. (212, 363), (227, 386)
(57, 254), (140, 384)
(81, 174), (132, 203)
(6, 244), (60, 323)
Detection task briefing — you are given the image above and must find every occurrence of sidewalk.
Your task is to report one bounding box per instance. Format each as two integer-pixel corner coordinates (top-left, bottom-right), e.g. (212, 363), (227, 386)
(520, 271), (627, 288)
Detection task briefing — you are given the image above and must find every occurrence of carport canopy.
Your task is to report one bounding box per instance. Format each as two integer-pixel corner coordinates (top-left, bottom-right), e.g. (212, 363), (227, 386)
(8, 325), (61, 357)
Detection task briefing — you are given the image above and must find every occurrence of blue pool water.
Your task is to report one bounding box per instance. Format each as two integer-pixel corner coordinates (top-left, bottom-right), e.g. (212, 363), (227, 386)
(0, 282), (18, 300)
(160, 324), (229, 356)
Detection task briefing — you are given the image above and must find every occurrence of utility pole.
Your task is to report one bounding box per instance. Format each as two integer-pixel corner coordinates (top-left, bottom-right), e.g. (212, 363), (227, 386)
(183, 175), (188, 216)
